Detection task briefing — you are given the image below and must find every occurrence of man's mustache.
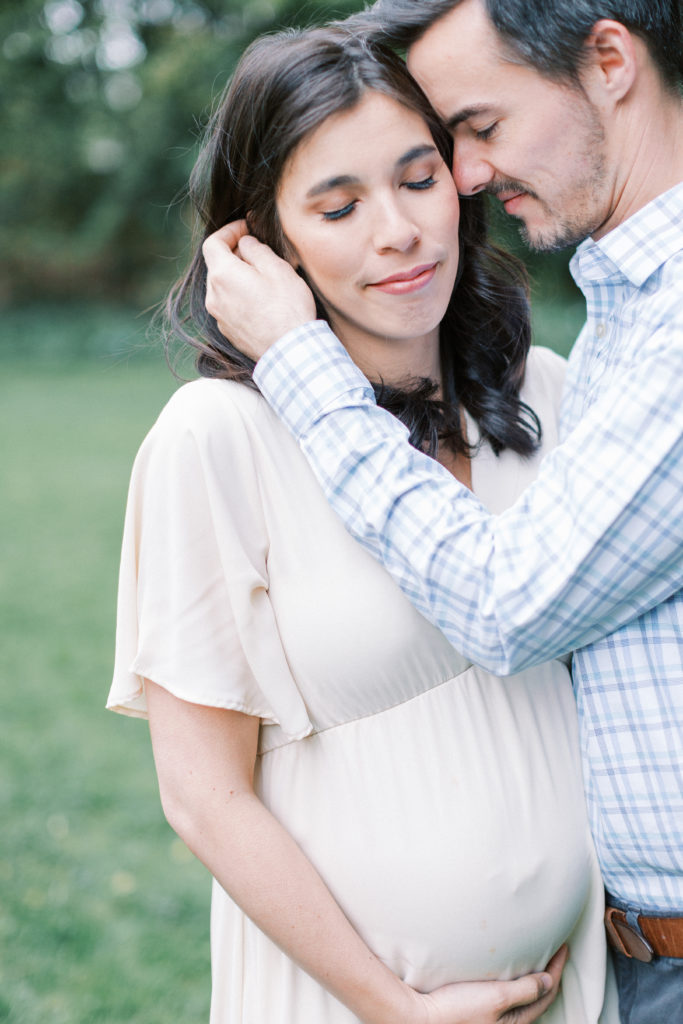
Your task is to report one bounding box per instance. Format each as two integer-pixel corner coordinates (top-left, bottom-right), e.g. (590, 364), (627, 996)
(485, 180), (541, 202)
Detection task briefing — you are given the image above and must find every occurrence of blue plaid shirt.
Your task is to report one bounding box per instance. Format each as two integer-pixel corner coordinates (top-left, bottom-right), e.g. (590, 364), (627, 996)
(254, 183), (683, 913)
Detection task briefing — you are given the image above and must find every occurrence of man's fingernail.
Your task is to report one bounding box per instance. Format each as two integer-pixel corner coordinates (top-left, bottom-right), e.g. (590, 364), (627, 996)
(540, 973), (553, 994)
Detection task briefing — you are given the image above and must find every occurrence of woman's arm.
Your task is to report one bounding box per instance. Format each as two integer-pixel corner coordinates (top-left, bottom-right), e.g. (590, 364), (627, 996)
(146, 680), (565, 1024)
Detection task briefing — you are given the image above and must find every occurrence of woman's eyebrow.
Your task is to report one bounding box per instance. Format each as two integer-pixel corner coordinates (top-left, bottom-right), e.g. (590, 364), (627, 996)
(396, 144), (438, 167)
(306, 174), (359, 200)
(305, 145), (438, 200)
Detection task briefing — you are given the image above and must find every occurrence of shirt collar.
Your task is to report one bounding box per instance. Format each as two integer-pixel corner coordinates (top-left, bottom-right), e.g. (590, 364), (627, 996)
(570, 180), (683, 289)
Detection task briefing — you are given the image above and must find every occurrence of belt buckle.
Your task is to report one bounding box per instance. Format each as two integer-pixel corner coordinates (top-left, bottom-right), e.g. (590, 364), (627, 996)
(605, 907), (654, 963)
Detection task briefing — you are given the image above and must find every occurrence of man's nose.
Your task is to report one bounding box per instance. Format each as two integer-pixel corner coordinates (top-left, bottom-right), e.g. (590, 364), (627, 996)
(451, 140), (495, 196)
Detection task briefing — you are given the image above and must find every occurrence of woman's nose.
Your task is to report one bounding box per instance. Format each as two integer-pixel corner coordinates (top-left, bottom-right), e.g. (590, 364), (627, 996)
(452, 139), (495, 196)
(372, 200), (420, 253)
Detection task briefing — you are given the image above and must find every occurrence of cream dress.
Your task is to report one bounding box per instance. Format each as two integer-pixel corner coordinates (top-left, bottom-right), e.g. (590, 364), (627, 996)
(108, 346), (617, 1024)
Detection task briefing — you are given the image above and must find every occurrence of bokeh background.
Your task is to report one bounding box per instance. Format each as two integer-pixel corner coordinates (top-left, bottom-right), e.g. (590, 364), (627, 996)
(1, 2), (585, 1021)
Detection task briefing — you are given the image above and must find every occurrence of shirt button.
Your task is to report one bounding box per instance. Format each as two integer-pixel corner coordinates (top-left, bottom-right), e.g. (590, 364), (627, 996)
(596, 322), (606, 338)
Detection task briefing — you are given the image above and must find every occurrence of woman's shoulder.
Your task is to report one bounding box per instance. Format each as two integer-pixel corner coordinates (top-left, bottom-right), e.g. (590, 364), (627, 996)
(155, 376), (265, 433)
(133, 376), (282, 484)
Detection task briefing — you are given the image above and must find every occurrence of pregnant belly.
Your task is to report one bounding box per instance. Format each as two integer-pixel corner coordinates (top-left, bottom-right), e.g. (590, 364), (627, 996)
(257, 665), (594, 990)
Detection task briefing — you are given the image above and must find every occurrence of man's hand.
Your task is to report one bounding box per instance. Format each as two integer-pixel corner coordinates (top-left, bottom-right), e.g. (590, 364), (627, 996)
(203, 221), (317, 361)
(405, 945), (569, 1024)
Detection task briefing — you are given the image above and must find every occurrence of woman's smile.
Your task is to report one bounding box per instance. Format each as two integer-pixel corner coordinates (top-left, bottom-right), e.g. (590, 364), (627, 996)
(367, 261), (439, 294)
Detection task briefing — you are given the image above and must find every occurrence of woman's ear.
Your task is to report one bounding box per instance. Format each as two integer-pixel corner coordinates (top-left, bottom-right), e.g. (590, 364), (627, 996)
(279, 235), (301, 270)
(244, 209), (256, 238)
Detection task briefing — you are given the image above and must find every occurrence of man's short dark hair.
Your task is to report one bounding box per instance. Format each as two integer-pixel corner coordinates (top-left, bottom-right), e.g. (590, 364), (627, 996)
(368, 0), (682, 90)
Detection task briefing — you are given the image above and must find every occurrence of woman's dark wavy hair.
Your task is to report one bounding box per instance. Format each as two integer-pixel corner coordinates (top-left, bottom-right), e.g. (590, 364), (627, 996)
(165, 25), (540, 458)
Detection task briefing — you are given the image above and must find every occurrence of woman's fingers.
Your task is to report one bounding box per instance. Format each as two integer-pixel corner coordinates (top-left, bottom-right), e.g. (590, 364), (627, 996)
(414, 945), (569, 1024)
(499, 945), (569, 1023)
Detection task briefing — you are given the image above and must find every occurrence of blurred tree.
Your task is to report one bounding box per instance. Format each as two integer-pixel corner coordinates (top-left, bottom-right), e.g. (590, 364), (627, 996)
(2, 0), (578, 314)
(1, 0), (363, 306)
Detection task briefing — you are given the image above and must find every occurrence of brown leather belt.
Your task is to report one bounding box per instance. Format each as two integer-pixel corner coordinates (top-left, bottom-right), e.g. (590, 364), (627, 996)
(605, 907), (683, 962)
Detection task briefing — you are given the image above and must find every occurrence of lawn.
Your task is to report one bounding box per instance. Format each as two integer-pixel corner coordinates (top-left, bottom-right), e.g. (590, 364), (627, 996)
(0, 342), (210, 1024)
(0, 297), (584, 1023)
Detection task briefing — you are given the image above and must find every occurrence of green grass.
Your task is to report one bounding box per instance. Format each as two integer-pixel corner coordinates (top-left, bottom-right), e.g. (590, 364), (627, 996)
(0, 344), (210, 1024)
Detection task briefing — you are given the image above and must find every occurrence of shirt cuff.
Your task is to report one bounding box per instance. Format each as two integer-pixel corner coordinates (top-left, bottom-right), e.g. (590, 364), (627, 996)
(253, 321), (376, 440)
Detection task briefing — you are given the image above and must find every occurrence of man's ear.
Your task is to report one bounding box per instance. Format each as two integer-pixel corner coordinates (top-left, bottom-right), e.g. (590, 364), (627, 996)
(584, 19), (638, 102)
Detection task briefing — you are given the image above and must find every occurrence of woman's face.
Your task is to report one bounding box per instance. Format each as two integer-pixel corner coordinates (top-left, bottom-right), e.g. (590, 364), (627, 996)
(276, 90), (460, 378)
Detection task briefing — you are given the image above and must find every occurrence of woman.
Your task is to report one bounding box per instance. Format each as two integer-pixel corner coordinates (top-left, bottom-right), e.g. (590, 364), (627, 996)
(108, 26), (616, 1024)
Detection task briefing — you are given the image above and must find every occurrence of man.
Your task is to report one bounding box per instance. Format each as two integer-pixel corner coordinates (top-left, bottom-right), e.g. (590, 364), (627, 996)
(201, 1), (683, 1019)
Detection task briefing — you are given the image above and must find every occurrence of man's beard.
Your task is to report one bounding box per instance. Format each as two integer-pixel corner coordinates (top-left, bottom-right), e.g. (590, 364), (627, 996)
(487, 172), (608, 253)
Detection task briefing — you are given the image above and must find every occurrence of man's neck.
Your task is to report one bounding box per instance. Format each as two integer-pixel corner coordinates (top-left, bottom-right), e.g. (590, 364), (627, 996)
(594, 88), (683, 239)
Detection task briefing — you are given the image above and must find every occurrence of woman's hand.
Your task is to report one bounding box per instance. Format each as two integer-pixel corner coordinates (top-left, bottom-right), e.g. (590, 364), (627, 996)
(203, 222), (317, 360)
(403, 945), (568, 1024)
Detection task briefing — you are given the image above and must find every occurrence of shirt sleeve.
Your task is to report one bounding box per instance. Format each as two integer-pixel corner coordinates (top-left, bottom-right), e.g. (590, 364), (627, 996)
(253, 320), (683, 674)
(107, 381), (313, 740)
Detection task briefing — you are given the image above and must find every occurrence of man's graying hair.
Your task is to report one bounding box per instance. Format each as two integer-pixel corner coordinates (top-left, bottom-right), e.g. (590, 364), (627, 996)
(364, 0), (683, 90)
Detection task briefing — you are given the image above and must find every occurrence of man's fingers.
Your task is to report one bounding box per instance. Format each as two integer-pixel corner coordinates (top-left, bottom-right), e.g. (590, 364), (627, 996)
(200, 221), (317, 357)
(203, 223), (257, 313)
(202, 224), (294, 280)
(236, 233), (295, 275)
(205, 219), (249, 255)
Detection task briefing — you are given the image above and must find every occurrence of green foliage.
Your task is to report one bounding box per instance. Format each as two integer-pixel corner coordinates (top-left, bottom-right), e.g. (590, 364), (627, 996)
(531, 296), (585, 358)
(2, 0), (364, 306)
(0, 301), (154, 362)
(2, 0), (579, 310)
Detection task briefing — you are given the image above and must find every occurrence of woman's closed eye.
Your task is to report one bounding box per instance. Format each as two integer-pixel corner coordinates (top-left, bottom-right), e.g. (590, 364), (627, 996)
(404, 175), (436, 191)
(322, 200), (357, 221)
(322, 176), (437, 221)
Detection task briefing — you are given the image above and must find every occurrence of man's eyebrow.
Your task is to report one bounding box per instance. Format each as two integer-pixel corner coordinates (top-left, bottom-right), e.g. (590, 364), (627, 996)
(444, 104), (495, 131)
(305, 145), (438, 200)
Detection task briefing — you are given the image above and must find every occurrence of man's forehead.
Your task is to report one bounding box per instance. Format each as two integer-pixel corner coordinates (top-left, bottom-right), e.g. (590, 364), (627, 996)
(407, 45), (501, 127)
(406, 0), (503, 67)
(405, 3), (508, 120)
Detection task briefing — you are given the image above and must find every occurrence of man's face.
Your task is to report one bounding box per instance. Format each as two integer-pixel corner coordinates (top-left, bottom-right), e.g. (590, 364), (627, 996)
(407, 0), (612, 251)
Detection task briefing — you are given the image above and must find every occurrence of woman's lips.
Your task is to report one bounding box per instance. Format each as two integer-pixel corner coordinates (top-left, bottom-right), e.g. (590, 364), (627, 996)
(368, 263), (438, 295)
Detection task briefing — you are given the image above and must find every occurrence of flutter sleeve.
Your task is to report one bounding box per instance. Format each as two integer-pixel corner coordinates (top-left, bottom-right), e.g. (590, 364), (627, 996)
(107, 380), (313, 741)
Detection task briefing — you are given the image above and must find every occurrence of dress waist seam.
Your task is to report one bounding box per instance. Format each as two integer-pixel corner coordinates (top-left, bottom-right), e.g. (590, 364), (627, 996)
(258, 662), (474, 756)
